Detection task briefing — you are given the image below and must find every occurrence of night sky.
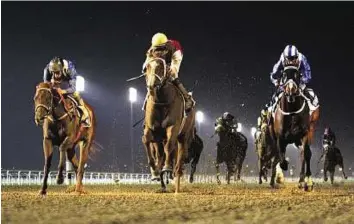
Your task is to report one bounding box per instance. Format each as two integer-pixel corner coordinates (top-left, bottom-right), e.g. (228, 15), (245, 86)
(2, 2), (354, 173)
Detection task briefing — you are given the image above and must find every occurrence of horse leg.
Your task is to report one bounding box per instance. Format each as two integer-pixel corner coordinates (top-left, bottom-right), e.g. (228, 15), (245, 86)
(190, 150), (201, 183)
(153, 142), (164, 181)
(330, 170), (334, 185)
(39, 137), (53, 197)
(65, 147), (79, 193)
(57, 136), (75, 185)
(303, 142), (313, 191)
(277, 138), (288, 171)
(190, 158), (196, 184)
(75, 141), (89, 193)
(175, 139), (189, 193)
(163, 126), (178, 173)
(56, 149), (66, 185)
(236, 157), (244, 181)
(298, 145), (306, 188)
(67, 147), (79, 173)
(225, 162), (231, 184)
(142, 129), (158, 180)
(324, 161), (328, 182)
(258, 151), (263, 184)
(269, 157), (277, 188)
(264, 167), (268, 182)
(215, 163), (221, 185)
(258, 161), (263, 184)
(338, 157), (348, 179)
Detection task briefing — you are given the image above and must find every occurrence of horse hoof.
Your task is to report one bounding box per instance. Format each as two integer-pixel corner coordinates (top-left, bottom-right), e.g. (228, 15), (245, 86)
(38, 190), (47, 198)
(75, 189), (87, 195)
(298, 182), (305, 189)
(75, 186), (87, 195)
(217, 180), (221, 185)
(344, 176), (348, 180)
(304, 183), (313, 192)
(56, 176), (64, 185)
(270, 183), (277, 189)
(189, 177), (194, 183)
(65, 186), (76, 193)
(156, 188), (167, 193)
(324, 177), (328, 182)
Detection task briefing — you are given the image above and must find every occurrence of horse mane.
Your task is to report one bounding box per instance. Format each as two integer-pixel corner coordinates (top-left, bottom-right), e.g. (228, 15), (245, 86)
(36, 82), (52, 89)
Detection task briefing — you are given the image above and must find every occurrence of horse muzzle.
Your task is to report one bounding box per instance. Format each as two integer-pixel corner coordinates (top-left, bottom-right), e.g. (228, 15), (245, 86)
(35, 116), (44, 126)
(34, 107), (49, 126)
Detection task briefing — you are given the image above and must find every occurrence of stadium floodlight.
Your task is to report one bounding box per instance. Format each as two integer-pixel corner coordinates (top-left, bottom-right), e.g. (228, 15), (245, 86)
(76, 76), (85, 92)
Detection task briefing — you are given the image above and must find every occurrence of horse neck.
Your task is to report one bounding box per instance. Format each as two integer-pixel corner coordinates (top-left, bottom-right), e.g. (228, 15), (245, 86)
(149, 82), (179, 104)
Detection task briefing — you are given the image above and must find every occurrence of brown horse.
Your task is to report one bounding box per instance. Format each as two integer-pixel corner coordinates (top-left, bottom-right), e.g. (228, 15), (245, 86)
(270, 67), (320, 191)
(33, 82), (96, 196)
(142, 57), (195, 193)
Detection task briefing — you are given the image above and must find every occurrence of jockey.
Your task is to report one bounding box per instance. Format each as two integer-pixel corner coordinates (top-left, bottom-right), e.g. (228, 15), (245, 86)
(322, 126), (336, 148)
(268, 45), (319, 112)
(255, 106), (269, 139)
(43, 57), (90, 127)
(142, 32), (195, 114)
(215, 112), (238, 134)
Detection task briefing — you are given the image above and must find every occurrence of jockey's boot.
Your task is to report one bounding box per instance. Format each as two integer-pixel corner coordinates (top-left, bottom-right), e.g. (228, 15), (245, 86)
(172, 78), (195, 114)
(73, 92), (91, 127)
(302, 87), (319, 111)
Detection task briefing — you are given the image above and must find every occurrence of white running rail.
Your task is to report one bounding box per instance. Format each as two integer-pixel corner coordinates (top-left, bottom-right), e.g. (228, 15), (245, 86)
(1, 170), (352, 186)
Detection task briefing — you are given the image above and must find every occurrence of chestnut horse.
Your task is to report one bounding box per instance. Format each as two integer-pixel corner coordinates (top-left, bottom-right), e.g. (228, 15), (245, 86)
(34, 82), (96, 196)
(142, 57), (195, 193)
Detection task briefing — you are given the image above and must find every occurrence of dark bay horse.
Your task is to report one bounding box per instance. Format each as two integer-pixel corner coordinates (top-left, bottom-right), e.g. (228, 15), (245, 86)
(215, 127), (248, 184)
(34, 82), (96, 196)
(271, 67), (320, 191)
(142, 57), (196, 193)
(322, 145), (347, 184)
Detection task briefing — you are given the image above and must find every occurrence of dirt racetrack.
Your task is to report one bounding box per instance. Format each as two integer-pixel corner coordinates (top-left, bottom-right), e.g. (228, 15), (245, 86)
(2, 182), (354, 224)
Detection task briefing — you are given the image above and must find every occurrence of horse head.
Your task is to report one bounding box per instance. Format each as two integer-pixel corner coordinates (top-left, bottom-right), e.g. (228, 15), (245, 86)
(281, 66), (301, 103)
(33, 82), (70, 126)
(145, 57), (168, 95)
(33, 82), (54, 126)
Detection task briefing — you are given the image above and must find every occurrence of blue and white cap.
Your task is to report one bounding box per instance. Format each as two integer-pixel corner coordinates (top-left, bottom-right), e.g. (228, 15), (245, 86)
(283, 45), (299, 58)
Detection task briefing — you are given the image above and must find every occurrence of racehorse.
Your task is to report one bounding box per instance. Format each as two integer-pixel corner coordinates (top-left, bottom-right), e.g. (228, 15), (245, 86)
(34, 82), (96, 196)
(255, 116), (284, 185)
(214, 127), (248, 184)
(322, 145), (347, 184)
(271, 66), (320, 191)
(142, 57), (196, 193)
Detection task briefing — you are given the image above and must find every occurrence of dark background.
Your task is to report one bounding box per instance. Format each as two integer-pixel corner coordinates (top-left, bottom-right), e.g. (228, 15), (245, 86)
(2, 2), (354, 174)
